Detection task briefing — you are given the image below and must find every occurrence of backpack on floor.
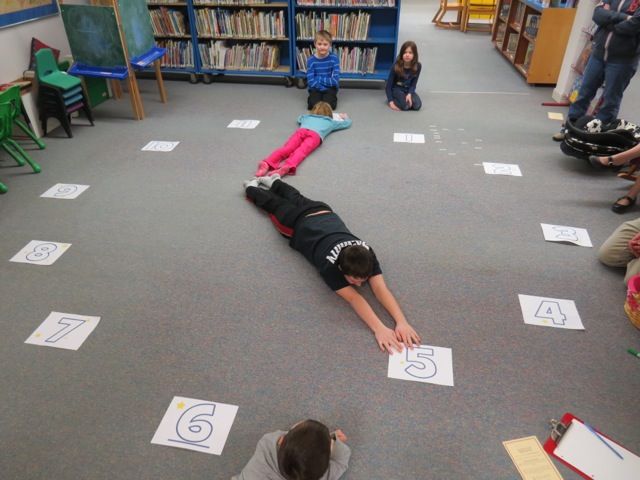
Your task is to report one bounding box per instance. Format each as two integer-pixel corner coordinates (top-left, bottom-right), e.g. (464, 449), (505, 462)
(560, 116), (640, 161)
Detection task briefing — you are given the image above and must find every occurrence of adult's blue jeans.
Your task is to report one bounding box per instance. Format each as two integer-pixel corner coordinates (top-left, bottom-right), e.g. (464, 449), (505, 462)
(568, 56), (637, 125)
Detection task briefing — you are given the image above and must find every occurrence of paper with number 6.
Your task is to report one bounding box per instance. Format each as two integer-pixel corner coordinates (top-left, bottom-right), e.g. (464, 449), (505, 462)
(151, 396), (238, 455)
(518, 294), (584, 330)
(387, 345), (454, 386)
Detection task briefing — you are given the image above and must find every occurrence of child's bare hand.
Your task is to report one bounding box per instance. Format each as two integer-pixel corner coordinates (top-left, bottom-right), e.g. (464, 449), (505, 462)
(395, 322), (421, 349)
(388, 101), (401, 111)
(334, 429), (347, 442)
(375, 326), (403, 354)
(405, 94), (412, 108)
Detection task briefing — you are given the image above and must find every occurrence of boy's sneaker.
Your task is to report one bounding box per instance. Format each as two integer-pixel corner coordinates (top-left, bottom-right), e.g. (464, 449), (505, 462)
(258, 174), (281, 189)
(243, 177), (259, 189)
(255, 161), (269, 177)
(552, 126), (567, 142)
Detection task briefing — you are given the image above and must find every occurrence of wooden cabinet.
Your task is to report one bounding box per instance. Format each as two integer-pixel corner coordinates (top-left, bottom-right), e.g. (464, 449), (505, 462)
(492, 0), (575, 84)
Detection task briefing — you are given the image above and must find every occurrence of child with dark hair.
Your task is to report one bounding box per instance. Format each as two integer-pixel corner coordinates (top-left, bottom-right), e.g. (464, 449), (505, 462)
(385, 40), (422, 111)
(255, 101), (351, 178)
(243, 177), (421, 353)
(232, 420), (350, 480)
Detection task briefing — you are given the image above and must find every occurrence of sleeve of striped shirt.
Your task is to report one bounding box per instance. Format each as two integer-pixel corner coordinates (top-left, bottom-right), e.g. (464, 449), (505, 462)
(321, 54), (340, 88)
(306, 56), (322, 90)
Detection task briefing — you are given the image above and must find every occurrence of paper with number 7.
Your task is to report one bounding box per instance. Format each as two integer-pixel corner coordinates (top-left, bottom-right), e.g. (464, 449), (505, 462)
(25, 311), (100, 350)
(518, 294), (584, 330)
(387, 345), (454, 386)
(151, 396), (238, 455)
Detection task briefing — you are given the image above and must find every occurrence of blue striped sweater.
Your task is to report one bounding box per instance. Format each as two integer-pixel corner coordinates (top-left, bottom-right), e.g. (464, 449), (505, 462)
(307, 53), (340, 91)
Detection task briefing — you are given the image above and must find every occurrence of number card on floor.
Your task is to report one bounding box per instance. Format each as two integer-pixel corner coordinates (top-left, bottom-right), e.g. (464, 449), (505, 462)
(151, 396), (238, 455)
(141, 141), (180, 152)
(540, 224), (593, 248)
(227, 119), (260, 129)
(393, 133), (425, 144)
(388, 345), (454, 386)
(10, 240), (71, 266)
(41, 184), (90, 199)
(25, 312), (100, 350)
(483, 162), (522, 176)
(518, 294), (584, 330)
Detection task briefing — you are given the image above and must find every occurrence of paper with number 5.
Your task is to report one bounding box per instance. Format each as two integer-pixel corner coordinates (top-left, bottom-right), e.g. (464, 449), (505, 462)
(387, 345), (454, 386)
(151, 396), (238, 455)
(518, 294), (584, 330)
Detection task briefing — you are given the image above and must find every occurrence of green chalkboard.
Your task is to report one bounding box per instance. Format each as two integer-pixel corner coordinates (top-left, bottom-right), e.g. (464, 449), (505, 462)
(117, 0), (155, 59)
(60, 4), (126, 68)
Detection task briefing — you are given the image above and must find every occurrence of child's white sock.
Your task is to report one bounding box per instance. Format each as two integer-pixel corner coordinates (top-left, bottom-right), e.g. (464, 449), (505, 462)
(243, 177), (259, 189)
(258, 174), (281, 189)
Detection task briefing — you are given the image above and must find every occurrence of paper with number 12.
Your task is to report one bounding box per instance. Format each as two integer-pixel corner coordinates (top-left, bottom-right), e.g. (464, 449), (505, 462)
(387, 345), (454, 386)
(151, 396), (238, 455)
(518, 294), (584, 330)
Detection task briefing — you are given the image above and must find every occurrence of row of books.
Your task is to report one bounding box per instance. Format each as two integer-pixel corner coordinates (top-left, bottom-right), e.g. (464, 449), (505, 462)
(148, 0), (185, 4)
(524, 14), (540, 38)
(296, 46), (377, 73)
(149, 7), (189, 36)
(193, 0), (267, 4)
(297, 0), (395, 5)
(199, 40), (281, 70)
(295, 11), (370, 41)
(499, 0), (511, 18)
(157, 40), (195, 67)
(195, 8), (286, 38)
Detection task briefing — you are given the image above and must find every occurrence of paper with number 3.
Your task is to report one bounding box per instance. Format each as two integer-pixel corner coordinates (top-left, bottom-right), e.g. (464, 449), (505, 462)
(387, 345), (454, 386)
(518, 294), (584, 330)
(151, 396), (238, 455)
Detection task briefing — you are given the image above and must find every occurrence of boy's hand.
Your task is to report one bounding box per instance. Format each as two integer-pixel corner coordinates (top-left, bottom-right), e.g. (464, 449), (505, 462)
(375, 326), (403, 354)
(334, 429), (347, 442)
(395, 322), (421, 349)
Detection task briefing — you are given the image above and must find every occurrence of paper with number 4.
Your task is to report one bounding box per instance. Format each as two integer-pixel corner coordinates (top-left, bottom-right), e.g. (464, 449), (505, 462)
(540, 224), (592, 248)
(227, 119), (260, 129)
(151, 396), (238, 455)
(518, 294), (584, 330)
(394, 133), (425, 144)
(387, 345), (454, 386)
(25, 311), (100, 350)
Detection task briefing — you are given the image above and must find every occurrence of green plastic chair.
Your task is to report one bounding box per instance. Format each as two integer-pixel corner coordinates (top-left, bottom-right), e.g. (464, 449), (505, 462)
(0, 102), (41, 174)
(35, 48), (81, 90)
(0, 85), (45, 150)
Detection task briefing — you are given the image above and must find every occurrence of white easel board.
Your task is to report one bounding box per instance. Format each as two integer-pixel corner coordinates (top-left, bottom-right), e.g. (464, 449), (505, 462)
(552, 419), (639, 480)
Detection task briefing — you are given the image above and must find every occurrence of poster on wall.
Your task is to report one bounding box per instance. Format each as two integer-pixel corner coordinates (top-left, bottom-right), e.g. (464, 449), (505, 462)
(0, 1), (59, 29)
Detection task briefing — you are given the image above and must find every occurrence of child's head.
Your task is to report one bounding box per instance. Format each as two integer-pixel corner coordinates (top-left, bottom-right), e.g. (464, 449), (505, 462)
(277, 420), (331, 480)
(395, 40), (419, 75)
(310, 101), (333, 117)
(337, 245), (374, 286)
(314, 30), (333, 57)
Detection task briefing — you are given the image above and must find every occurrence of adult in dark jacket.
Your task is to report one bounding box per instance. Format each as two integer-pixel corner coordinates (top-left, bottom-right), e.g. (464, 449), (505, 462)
(554, 0), (640, 140)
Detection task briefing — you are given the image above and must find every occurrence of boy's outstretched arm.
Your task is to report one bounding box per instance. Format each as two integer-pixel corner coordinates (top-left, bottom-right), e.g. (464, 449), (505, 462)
(336, 286), (403, 354)
(369, 274), (421, 348)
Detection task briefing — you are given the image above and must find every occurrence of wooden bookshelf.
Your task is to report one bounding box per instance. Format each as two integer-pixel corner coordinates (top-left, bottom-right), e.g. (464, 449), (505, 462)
(491, 0), (575, 84)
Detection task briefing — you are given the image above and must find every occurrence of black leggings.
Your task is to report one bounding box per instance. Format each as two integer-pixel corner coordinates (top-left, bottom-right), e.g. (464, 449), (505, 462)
(308, 88), (338, 110)
(246, 180), (331, 229)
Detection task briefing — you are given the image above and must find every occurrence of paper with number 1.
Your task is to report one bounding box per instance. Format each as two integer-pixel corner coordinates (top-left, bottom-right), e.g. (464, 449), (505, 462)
(387, 345), (454, 386)
(151, 396), (238, 455)
(518, 294), (584, 330)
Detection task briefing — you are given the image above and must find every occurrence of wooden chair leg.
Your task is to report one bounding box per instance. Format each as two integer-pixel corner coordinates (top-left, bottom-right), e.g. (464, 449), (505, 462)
(154, 60), (168, 103)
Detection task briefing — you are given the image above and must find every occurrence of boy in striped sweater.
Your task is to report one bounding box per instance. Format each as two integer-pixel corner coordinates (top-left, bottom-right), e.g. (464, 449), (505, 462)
(307, 30), (340, 110)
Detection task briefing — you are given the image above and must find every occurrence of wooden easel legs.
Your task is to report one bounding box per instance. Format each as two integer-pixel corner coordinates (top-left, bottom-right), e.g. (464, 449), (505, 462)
(154, 60), (168, 104)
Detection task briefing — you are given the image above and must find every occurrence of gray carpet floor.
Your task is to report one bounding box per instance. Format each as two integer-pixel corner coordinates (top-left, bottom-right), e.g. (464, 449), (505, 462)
(1, 1), (639, 478)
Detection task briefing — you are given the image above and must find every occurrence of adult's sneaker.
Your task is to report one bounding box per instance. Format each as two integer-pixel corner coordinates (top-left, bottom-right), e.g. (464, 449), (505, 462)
(552, 125), (567, 142)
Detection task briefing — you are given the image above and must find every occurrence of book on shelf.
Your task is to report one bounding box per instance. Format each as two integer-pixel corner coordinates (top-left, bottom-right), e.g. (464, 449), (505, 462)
(296, 45), (377, 73)
(296, 0), (395, 6)
(499, 0), (511, 18)
(199, 40), (280, 70)
(512, 1), (525, 28)
(295, 11), (370, 41)
(149, 7), (188, 36)
(505, 33), (518, 54)
(148, 0), (185, 4)
(157, 39), (194, 67)
(193, 0), (268, 4)
(524, 14), (540, 38)
(195, 8), (286, 38)
(495, 22), (506, 43)
(523, 42), (534, 70)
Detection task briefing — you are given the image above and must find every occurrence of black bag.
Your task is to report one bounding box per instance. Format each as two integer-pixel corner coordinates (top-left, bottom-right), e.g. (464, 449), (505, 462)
(560, 116), (640, 160)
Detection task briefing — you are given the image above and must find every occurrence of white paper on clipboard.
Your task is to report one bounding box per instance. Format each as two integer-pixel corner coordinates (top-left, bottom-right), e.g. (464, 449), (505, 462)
(554, 419), (640, 480)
